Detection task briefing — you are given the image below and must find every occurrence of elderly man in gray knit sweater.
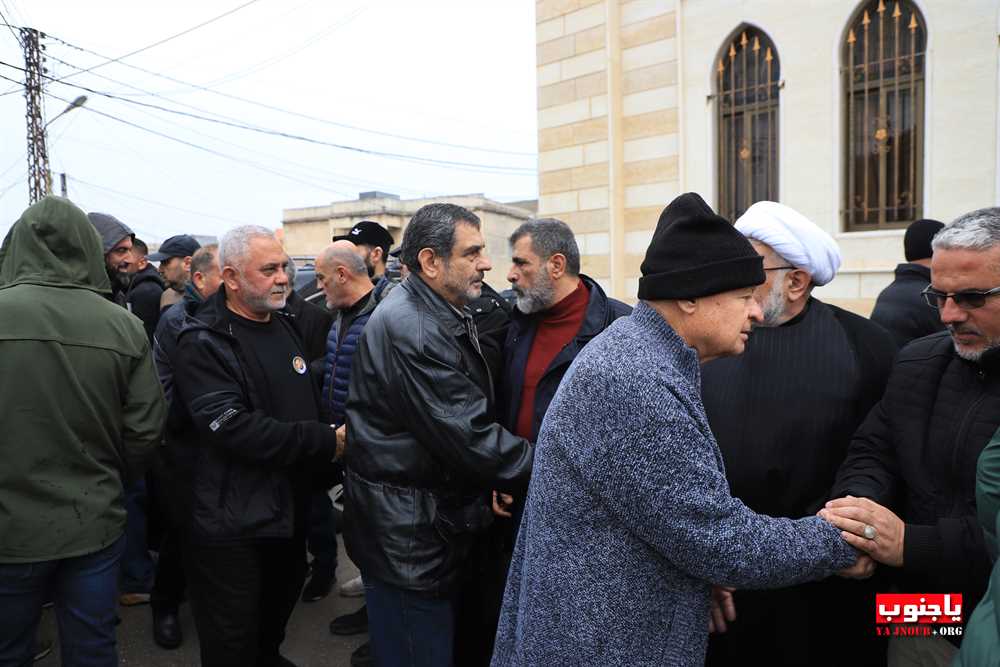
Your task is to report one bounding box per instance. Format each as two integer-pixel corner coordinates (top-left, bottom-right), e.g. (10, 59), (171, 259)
(492, 193), (870, 667)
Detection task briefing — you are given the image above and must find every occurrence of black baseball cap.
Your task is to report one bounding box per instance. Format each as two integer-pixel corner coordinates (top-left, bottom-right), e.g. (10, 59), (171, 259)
(148, 234), (201, 261)
(333, 220), (394, 254)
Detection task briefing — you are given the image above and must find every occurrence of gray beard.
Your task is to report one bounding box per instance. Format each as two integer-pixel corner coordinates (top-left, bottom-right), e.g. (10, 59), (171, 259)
(515, 273), (557, 314)
(757, 275), (788, 328)
(951, 336), (1000, 362)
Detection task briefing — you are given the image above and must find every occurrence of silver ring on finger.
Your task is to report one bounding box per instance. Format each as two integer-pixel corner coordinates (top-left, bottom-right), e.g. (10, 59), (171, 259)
(863, 524), (878, 540)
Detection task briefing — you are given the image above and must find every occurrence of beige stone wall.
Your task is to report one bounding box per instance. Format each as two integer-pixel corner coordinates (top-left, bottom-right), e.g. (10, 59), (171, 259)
(536, 0), (680, 300)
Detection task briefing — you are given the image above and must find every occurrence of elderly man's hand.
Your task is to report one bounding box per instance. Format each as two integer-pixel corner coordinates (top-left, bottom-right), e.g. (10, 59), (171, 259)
(492, 491), (514, 518)
(835, 553), (876, 579)
(819, 496), (905, 567)
(334, 425), (347, 460)
(708, 586), (736, 634)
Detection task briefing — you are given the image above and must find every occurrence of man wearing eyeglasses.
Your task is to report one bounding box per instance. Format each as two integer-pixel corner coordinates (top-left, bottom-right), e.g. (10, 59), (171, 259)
(824, 207), (1000, 666)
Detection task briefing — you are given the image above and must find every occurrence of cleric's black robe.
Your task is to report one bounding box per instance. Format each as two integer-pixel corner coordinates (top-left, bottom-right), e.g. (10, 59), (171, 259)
(701, 297), (896, 667)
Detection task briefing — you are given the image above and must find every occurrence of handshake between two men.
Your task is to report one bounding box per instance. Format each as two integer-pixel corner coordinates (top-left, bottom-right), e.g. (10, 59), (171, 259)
(710, 495), (904, 634)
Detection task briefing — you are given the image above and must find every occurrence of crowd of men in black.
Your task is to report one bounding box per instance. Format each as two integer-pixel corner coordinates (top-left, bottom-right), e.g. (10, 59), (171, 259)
(3, 191), (999, 667)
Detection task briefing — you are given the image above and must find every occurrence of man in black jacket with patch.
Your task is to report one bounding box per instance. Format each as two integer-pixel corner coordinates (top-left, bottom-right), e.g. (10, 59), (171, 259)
(343, 203), (533, 667)
(172, 226), (338, 667)
(824, 207), (1000, 666)
(872, 218), (946, 348)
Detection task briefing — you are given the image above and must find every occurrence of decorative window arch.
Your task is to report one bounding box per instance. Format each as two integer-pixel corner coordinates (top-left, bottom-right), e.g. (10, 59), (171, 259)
(716, 26), (780, 222)
(843, 0), (926, 230)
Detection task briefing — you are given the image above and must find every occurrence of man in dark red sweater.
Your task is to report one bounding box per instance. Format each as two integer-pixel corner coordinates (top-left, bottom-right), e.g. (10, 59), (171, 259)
(477, 218), (630, 658)
(501, 218), (631, 445)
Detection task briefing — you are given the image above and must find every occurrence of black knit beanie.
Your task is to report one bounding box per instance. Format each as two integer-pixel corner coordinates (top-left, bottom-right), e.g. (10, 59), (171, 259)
(637, 192), (765, 300)
(904, 218), (944, 261)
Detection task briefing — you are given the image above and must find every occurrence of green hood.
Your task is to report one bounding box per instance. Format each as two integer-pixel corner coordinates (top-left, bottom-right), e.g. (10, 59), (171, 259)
(0, 195), (110, 295)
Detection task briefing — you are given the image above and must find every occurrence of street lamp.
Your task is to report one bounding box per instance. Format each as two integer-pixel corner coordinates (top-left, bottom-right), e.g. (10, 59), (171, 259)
(43, 95), (87, 195)
(44, 95), (87, 130)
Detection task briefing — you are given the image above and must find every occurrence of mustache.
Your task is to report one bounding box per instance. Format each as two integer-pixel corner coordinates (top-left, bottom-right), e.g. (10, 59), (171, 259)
(948, 324), (982, 336)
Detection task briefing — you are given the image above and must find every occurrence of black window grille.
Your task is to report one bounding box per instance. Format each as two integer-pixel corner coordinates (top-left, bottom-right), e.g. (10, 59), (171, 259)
(843, 0), (926, 230)
(717, 27), (780, 223)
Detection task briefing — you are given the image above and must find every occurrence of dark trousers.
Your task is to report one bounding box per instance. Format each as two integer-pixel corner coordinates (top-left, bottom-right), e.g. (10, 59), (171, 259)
(120, 478), (153, 593)
(150, 531), (186, 612)
(148, 458), (186, 612)
(306, 490), (337, 574)
(0, 535), (125, 667)
(185, 539), (306, 667)
(365, 576), (454, 667)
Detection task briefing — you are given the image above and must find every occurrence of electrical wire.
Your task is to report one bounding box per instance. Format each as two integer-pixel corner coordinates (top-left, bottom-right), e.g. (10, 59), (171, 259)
(70, 176), (251, 227)
(0, 58), (535, 175)
(39, 31), (537, 157)
(47, 0), (266, 84)
(0, 4), (23, 48)
(16, 82), (356, 198)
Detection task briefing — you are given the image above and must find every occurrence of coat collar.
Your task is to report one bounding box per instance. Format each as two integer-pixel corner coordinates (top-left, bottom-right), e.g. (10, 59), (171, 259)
(632, 300), (701, 382)
(403, 272), (469, 336)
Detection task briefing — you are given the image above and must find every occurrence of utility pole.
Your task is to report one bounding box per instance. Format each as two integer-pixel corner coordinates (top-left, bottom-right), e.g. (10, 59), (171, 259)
(60, 172), (67, 197)
(21, 27), (50, 203)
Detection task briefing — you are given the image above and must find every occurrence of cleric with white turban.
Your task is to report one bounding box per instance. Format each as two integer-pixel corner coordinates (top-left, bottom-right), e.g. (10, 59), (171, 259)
(736, 201), (841, 286)
(701, 200), (896, 667)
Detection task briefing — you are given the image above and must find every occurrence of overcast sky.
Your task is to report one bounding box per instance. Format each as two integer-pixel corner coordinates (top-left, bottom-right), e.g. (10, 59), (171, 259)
(0, 0), (538, 243)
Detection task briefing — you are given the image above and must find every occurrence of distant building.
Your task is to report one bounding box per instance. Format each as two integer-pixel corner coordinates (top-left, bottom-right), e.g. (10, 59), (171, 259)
(281, 191), (537, 288)
(535, 0), (999, 312)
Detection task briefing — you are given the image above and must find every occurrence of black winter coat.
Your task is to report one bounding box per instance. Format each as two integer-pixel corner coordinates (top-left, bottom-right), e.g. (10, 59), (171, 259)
(127, 265), (165, 345)
(343, 274), (533, 596)
(500, 275), (630, 442)
(871, 262), (945, 349)
(171, 287), (337, 543)
(832, 331), (1000, 629)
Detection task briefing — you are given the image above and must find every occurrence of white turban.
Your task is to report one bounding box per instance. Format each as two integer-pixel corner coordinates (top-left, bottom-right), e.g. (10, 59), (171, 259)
(735, 201), (842, 286)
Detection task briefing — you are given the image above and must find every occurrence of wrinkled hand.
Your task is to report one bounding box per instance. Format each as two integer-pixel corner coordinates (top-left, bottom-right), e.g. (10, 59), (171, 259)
(819, 496), (905, 567)
(708, 586), (736, 634)
(334, 425), (347, 461)
(492, 491), (514, 518)
(835, 553), (876, 579)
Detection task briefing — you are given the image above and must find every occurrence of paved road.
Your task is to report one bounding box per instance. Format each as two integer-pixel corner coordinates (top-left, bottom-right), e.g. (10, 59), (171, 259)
(36, 537), (367, 667)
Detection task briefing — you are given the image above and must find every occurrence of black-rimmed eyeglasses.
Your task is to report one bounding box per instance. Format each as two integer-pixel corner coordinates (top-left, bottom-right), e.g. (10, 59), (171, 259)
(921, 285), (1000, 310)
(763, 265), (795, 271)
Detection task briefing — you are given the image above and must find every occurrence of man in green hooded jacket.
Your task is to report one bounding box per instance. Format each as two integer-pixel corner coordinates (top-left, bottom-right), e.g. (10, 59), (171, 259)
(0, 196), (166, 666)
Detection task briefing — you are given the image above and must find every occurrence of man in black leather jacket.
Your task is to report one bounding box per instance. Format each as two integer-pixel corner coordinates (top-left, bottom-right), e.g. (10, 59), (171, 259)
(343, 203), (533, 667)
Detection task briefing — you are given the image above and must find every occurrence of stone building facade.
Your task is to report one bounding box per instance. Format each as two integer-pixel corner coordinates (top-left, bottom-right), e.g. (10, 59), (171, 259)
(535, 0), (1000, 312)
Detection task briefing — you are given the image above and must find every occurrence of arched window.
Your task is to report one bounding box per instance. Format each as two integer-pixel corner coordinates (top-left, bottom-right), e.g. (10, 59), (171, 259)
(716, 26), (780, 222)
(843, 0), (926, 230)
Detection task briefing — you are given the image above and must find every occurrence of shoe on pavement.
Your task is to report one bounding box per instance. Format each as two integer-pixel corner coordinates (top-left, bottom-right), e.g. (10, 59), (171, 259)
(119, 592), (151, 606)
(329, 606), (368, 636)
(32, 638), (52, 662)
(350, 641), (373, 667)
(152, 608), (183, 650)
(339, 575), (365, 597)
(301, 570), (335, 603)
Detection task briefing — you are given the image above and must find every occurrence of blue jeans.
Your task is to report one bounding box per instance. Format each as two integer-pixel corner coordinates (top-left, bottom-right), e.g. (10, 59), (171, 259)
(121, 478), (153, 593)
(364, 575), (454, 667)
(0, 534), (125, 667)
